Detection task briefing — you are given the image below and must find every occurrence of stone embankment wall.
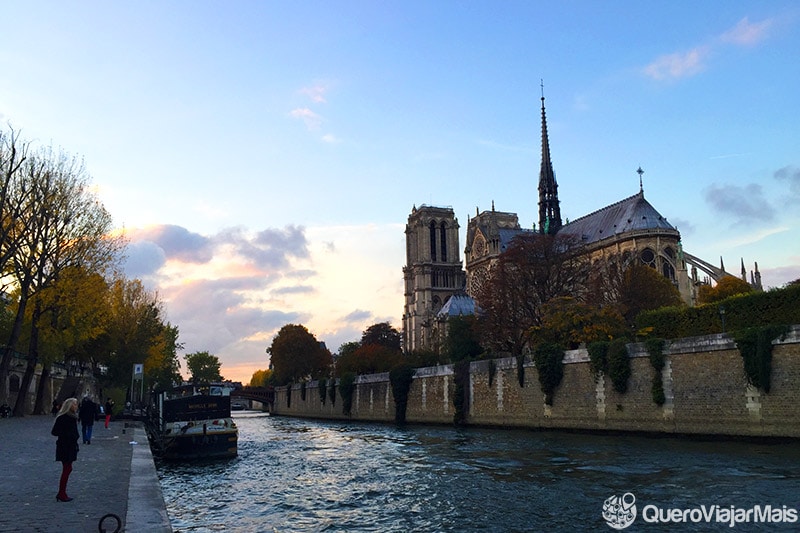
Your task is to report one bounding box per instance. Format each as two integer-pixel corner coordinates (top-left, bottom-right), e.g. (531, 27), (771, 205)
(271, 326), (800, 438)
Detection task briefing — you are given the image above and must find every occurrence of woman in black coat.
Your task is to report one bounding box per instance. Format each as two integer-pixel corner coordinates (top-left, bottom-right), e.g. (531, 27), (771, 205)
(51, 397), (79, 502)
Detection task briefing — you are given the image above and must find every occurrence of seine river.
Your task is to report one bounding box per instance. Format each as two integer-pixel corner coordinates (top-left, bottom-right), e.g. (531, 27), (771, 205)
(156, 412), (800, 532)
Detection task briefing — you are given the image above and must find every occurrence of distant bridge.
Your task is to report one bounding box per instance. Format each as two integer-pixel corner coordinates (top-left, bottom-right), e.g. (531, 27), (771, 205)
(231, 386), (274, 408)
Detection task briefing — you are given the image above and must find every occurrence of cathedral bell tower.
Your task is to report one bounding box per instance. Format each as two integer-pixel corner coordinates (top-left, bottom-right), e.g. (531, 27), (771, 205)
(402, 205), (465, 353)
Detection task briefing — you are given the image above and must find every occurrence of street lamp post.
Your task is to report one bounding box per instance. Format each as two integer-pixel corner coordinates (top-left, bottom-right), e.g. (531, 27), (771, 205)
(719, 305), (726, 333)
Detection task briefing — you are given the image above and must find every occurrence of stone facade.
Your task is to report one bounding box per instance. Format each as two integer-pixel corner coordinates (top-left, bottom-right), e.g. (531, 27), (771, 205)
(402, 205), (466, 353)
(272, 325), (800, 439)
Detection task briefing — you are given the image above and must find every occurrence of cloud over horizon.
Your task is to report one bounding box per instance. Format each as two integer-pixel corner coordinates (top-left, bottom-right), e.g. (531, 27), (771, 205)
(120, 222), (404, 382)
(704, 183), (774, 223)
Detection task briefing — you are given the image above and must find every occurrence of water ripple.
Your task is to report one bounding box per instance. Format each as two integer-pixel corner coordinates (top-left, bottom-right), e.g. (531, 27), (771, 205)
(158, 413), (800, 532)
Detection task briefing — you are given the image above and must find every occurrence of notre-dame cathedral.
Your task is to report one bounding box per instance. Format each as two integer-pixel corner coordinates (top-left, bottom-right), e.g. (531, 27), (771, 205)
(402, 93), (762, 353)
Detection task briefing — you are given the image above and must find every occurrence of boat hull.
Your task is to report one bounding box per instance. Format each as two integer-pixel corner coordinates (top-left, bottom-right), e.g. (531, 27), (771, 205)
(161, 426), (238, 460)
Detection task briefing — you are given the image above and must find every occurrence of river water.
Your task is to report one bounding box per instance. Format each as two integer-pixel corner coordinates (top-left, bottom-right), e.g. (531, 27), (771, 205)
(156, 412), (800, 532)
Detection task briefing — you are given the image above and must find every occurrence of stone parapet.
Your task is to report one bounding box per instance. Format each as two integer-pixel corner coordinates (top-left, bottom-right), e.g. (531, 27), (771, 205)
(271, 325), (800, 438)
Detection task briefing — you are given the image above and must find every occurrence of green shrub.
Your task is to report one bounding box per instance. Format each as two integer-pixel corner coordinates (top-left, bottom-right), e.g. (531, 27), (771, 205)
(339, 372), (356, 416)
(587, 341), (609, 381)
(532, 343), (565, 406)
(318, 378), (327, 405)
(637, 284), (800, 339)
(328, 379), (336, 405)
(607, 339), (631, 394)
(733, 325), (789, 393)
(516, 354), (526, 387)
(646, 338), (666, 405)
(389, 364), (415, 424)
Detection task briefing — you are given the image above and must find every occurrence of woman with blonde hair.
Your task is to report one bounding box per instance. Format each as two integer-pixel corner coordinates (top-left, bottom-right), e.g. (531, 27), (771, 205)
(51, 397), (80, 502)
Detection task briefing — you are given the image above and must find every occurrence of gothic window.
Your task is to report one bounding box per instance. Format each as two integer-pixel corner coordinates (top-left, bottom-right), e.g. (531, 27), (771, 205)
(640, 248), (656, 269)
(468, 264), (492, 298)
(662, 260), (675, 280)
(9, 374), (20, 393)
(440, 222), (448, 262)
(429, 221), (437, 262)
(432, 269), (440, 287)
(432, 295), (442, 314)
(473, 235), (486, 259)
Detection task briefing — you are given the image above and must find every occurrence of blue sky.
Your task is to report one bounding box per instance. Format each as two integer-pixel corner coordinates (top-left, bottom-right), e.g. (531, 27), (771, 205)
(2, 2), (799, 382)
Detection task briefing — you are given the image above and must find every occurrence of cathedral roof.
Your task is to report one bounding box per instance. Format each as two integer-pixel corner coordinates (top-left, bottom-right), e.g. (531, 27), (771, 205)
(559, 191), (677, 246)
(437, 293), (476, 317)
(498, 227), (533, 252)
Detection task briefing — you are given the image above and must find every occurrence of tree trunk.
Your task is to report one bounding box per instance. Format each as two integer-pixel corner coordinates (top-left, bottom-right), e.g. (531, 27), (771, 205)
(33, 366), (50, 415)
(12, 298), (40, 417)
(0, 282), (31, 400)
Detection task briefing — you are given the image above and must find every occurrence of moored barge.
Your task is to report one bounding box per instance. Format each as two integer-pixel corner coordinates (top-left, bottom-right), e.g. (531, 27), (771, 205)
(148, 383), (238, 460)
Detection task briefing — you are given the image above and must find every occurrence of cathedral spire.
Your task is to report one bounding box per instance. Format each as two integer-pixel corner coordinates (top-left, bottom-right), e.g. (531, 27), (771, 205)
(538, 80), (562, 234)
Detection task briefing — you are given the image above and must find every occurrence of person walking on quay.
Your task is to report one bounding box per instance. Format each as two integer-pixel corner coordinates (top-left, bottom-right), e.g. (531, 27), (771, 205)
(78, 396), (96, 444)
(51, 397), (80, 502)
(104, 397), (114, 429)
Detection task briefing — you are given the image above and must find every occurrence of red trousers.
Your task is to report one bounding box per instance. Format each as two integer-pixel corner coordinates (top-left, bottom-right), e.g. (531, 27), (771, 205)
(58, 462), (73, 498)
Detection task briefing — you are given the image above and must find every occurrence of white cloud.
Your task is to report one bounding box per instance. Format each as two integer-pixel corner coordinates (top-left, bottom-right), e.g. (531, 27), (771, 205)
(122, 221), (404, 383)
(300, 84), (329, 103)
(642, 17), (774, 81)
(715, 225), (790, 249)
(720, 17), (773, 46)
(289, 108), (323, 131)
(642, 46), (710, 81)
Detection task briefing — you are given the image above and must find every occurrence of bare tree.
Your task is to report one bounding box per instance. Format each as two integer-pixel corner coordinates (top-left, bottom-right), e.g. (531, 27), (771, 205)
(0, 126), (30, 282)
(475, 232), (591, 356)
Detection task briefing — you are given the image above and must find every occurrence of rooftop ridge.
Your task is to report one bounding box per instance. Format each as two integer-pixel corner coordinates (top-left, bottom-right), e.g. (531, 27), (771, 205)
(563, 191), (643, 226)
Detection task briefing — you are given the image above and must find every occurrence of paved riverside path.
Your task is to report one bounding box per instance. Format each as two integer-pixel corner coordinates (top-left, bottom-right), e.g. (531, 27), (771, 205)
(0, 414), (171, 532)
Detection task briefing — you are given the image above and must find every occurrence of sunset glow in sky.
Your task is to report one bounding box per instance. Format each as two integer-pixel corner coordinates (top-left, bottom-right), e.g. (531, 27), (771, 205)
(2, 2), (799, 383)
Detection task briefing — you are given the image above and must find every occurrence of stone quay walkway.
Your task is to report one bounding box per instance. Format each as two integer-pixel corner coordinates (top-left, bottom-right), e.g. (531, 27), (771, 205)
(0, 414), (171, 532)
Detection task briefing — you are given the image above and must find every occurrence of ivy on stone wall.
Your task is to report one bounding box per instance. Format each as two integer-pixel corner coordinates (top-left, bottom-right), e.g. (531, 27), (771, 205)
(532, 343), (565, 406)
(300, 381), (307, 401)
(646, 338), (666, 406)
(286, 383), (292, 408)
(318, 378), (327, 405)
(516, 354), (526, 387)
(389, 364), (415, 424)
(607, 339), (631, 394)
(453, 361), (470, 425)
(587, 341), (609, 382)
(733, 325), (789, 393)
(339, 372), (356, 416)
(487, 359), (497, 387)
(328, 379), (336, 405)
